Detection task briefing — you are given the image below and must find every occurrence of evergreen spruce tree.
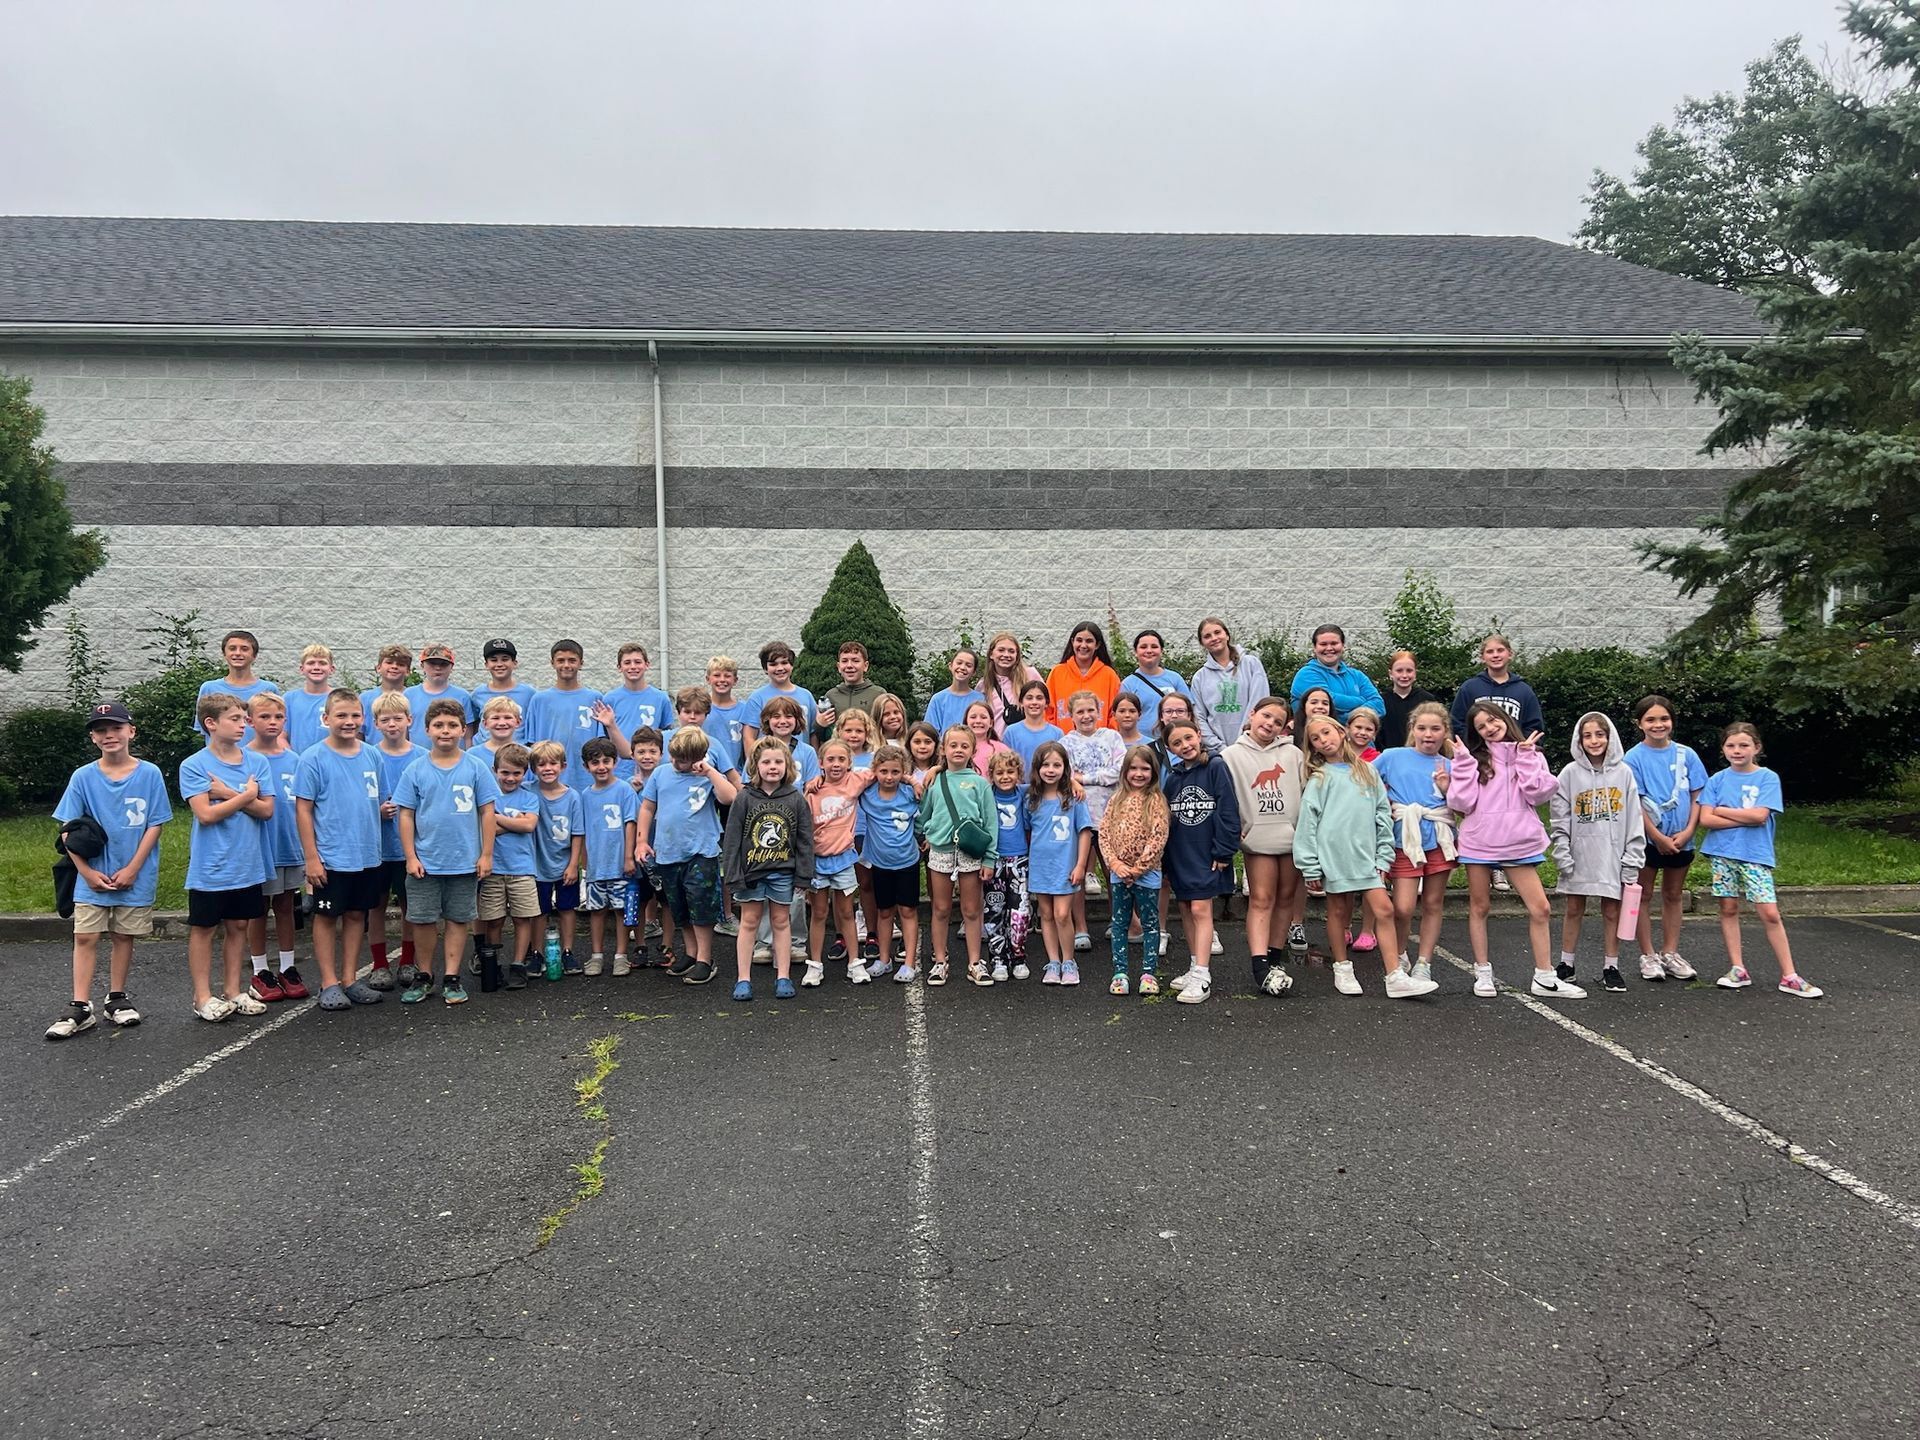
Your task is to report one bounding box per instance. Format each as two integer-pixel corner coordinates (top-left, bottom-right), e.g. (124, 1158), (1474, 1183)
(1638, 1), (1920, 711)
(0, 373), (105, 673)
(794, 541), (918, 711)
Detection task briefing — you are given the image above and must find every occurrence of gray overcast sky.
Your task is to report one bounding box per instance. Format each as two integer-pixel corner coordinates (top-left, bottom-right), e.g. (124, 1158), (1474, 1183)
(0, 0), (1858, 240)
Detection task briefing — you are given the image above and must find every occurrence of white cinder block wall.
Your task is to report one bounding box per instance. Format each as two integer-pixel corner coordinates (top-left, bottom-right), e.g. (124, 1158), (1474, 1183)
(1, 348), (1742, 706)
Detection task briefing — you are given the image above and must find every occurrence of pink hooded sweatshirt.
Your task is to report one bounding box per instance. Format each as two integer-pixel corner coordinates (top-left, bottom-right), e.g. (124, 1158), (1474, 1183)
(1447, 739), (1555, 861)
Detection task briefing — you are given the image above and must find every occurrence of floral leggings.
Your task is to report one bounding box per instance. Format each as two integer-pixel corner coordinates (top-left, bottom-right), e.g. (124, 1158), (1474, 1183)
(982, 855), (1031, 969)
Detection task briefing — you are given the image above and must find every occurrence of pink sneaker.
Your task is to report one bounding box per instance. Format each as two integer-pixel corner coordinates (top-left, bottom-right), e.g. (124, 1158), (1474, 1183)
(1350, 931), (1378, 953)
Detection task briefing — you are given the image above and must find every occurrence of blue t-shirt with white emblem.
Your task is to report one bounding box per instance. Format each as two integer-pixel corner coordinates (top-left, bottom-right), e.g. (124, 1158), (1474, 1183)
(283, 689), (334, 753)
(583, 781), (640, 881)
(858, 785), (921, 869)
(249, 743), (306, 868)
(533, 786), (588, 882)
(1624, 741), (1709, 843)
(53, 760), (173, 907)
(993, 784), (1031, 858)
(1697, 766), (1783, 868)
(179, 747), (276, 891)
(393, 751), (501, 875)
(641, 764), (723, 865)
(702, 702), (747, 776)
(1026, 795), (1093, 896)
(740, 684), (818, 737)
(292, 742), (385, 872)
(525, 687), (605, 789)
(404, 683), (479, 745)
(375, 742), (428, 862)
(492, 781), (539, 877)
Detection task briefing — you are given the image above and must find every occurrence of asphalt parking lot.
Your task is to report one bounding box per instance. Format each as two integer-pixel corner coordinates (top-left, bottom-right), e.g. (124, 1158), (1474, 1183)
(1, 912), (1916, 1439)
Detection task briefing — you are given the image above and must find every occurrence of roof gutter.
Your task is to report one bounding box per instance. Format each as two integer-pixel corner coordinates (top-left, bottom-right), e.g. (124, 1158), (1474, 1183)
(0, 322), (1761, 357)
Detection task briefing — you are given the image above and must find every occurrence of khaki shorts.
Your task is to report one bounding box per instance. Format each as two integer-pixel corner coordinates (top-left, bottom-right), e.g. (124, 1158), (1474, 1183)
(478, 873), (542, 922)
(74, 903), (155, 937)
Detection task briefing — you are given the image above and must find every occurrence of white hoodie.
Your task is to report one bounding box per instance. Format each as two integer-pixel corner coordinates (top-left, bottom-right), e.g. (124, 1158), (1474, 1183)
(1549, 711), (1647, 898)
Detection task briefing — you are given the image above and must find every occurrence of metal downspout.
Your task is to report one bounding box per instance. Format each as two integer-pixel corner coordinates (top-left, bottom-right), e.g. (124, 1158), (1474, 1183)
(649, 340), (670, 686)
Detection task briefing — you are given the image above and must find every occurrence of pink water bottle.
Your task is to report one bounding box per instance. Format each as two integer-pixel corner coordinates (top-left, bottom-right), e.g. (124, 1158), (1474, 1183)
(1616, 881), (1643, 941)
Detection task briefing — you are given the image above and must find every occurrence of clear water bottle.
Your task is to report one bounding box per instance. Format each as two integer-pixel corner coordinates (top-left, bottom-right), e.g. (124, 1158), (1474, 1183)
(544, 926), (563, 981)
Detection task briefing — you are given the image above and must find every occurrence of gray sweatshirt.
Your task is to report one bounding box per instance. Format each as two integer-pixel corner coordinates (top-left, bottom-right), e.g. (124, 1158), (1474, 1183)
(1190, 651), (1272, 754)
(1549, 712), (1646, 898)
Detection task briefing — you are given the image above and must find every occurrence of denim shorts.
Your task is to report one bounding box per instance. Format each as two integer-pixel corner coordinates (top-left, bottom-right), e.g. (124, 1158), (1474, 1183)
(736, 872), (796, 904)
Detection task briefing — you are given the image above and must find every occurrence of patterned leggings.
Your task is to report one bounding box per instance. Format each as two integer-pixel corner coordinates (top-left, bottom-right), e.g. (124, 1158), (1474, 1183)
(982, 855), (1031, 968)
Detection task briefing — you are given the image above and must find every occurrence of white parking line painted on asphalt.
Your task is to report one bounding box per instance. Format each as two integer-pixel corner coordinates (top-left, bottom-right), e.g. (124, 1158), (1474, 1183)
(1839, 916), (1920, 944)
(0, 994), (320, 1196)
(1434, 946), (1920, 1234)
(902, 978), (947, 1440)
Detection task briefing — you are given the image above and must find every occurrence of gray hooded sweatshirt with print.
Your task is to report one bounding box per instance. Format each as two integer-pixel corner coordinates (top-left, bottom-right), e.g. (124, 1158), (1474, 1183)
(1549, 711), (1646, 898)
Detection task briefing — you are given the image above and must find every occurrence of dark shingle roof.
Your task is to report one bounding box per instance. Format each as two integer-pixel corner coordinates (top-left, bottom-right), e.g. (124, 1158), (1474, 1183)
(0, 215), (1764, 340)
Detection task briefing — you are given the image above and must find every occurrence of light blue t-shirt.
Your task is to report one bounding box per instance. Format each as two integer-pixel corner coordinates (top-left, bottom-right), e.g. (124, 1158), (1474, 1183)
(248, 743), (305, 868)
(359, 686), (407, 733)
(283, 689), (334, 754)
(992, 784), (1031, 859)
(702, 702), (747, 776)
(1121, 669), (1194, 736)
(53, 760), (173, 907)
(179, 747), (276, 892)
(858, 785), (921, 869)
(525, 686), (605, 790)
(583, 781), (640, 882)
(1004, 721), (1064, 769)
(292, 742), (385, 872)
(641, 765), (723, 865)
(492, 781), (539, 877)
(1624, 741), (1709, 843)
(375, 742), (429, 863)
(192, 677), (280, 741)
(533, 786), (588, 883)
(1027, 795), (1093, 896)
(923, 687), (979, 736)
(394, 751), (501, 875)
(1374, 747), (1450, 854)
(1697, 766), (1783, 868)
(404, 683), (479, 746)
(604, 685), (673, 779)
(472, 681), (537, 744)
(740, 683), (818, 738)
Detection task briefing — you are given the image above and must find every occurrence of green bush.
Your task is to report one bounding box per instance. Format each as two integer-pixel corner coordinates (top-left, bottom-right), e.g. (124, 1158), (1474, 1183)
(793, 541), (919, 714)
(1526, 646), (1660, 750)
(123, 658), (222, 798)
(1244, 620), (1310, 695)
(0, 705), (95, 807)
(1104, 604), (1202, 684)
(1357, 569), (1485, 694)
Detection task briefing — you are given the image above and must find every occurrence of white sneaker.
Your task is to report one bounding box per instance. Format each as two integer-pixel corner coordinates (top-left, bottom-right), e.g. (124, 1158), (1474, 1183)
(895, 964), (919, 983)
(1639, 953), (1666, 982)
(1209, 932), (1223, 956)
(1084, 873), (1103, 896)
(1412, 959), (1433, 985)
(1332, 960), (1362, 996)
(1175, 970), (1212, 1004)
(228, 990), (268, 1016)
(1260, 964), (1293, 996)
(928, 962), (949, 986)
(991, 962), (1009, 982)
(1012, 962), (1031, 980)
(584, 953), (605, 977)
(1493, 870), (1511, 892)
(611, 954), (632, 976)
(1660, 951), (1697, 981)
(193, 996), (237, 1023)
(1473, 965), (1497, 998)
(1531, 971), (1586, 998)
(1158, 932), (1168, 957)
(1716, 966), (1752, 990)
(848, 961), (871, 985)
(751, 941), (773, 965)
(1385, 968), (1440, 1000)
(801, 960), (824, 988)
(1169, 967), (1197, 992)
(1073, 932), (1092, 952)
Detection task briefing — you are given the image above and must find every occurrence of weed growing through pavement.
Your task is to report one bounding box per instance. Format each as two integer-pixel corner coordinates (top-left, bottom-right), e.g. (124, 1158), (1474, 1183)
(537, 1033), (622, 1247)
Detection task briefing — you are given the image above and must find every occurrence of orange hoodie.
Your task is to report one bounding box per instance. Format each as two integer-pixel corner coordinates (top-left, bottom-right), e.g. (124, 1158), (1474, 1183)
(1047, 659), (1121, 729)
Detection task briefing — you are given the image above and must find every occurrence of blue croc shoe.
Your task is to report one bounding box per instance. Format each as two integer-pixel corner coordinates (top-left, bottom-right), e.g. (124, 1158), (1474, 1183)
(731, 979), (753, 1002)
(774, 976), (796, 999)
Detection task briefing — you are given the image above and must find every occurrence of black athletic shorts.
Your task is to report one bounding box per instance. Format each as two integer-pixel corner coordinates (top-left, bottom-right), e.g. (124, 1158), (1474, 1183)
(311, 866), (382, 916)
(870, 863), (922, 912)
(377, 858), (410, 907)
(187, 884), (266, 928)
(1642, 846), (1695, 873)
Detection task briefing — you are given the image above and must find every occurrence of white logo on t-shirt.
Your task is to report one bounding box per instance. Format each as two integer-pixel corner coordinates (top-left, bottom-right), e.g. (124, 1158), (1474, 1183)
(123, 797), (148, 828)
(687, 784), (710, 813)
(997, 802), (1016, 829)
(1050, 814), (1071, 841)
(548, 815), (573, 841)
(452, 785), (475, 813)
(602, 803), (623, 829)
(575, 706), (595, 731)
(1740, 783), (1760, 808)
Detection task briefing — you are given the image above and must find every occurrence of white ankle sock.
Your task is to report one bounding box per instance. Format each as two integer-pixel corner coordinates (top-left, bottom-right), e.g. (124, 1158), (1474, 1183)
(250, 954), (270, 974)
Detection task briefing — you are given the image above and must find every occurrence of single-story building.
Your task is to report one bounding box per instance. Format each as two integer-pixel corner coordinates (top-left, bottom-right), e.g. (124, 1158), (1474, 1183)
(0, 216), (1764, 701)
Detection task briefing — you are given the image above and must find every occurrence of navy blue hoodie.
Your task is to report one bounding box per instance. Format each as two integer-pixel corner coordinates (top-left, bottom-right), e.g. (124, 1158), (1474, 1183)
(1161, 754), (1241, 900)
(1450, 673), (1544, 739)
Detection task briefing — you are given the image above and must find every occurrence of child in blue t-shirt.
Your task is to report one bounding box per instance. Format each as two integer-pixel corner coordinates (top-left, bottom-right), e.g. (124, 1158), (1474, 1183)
(1622, 693), (1709, 983)
(293, 689), (388, 1010)
(524, 639), (605, 791)
(983, 750), (1032, 981)
(740, 640), (819, 749)
(604, 643), (673, 780)
(479, 744), (542, 989)
(180, 693), (277, 1023)
(580, 737), (641, 975)
(638, 727), (738, 988)
(244, 692), (307, 1002)
(475, 638), (537, 745)
(192, 629), (279, 743)
(527, 739), (588, 974)
(1023, 742), (1093, 987)
(47, 701), (173, 1040)
(404, 643), (479, 746)
(369, 692), (426, 987)
(856, 744), (922, 984)
(394, 697), (500, 1005)
(1004, 681), (1064, 771)
(1698, 723), (1821, 998)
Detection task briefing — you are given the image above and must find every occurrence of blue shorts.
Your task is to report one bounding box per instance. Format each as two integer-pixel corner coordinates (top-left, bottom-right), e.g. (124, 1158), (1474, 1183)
(537, 879), (581, 913)
(1459, 854), (1545, 868)
(735, 872), (796, 904)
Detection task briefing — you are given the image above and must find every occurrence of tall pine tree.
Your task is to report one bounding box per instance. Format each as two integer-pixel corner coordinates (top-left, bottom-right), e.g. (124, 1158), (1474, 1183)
(793, 541), (918, 711)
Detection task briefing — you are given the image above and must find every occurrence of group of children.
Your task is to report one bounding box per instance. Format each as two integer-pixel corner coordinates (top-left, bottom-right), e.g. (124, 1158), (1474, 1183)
(43, 621), (1820, 1040)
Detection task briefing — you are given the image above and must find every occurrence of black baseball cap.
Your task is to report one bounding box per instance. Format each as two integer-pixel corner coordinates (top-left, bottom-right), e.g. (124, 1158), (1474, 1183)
(86, 701), (133, 730)
(483, 638), (517, 660)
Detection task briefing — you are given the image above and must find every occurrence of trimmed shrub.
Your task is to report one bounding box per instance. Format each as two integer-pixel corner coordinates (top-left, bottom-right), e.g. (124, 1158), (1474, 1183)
(0, 705), (95, 807)
(1526, 646), (1660, 751)
(794, 541), (918, 714)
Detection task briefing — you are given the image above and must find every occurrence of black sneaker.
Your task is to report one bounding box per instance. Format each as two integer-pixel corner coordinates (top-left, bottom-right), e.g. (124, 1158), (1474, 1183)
(1602, 965), (1627, 992)
(1555, 960), (1578, 982)
(561, 949), (584, 976)
(681, 959), (715, 986)
(504, 962), (528, 991)
(860, 938), (879, 963)
(828, 938), (848, 963)
(667, 952), (697, 977)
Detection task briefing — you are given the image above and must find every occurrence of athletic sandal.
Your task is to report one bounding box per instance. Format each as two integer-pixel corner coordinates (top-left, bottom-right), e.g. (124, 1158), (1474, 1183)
(927, 961), (950, 987)
(101, 992), (141, 1027)
(969, 961), (994, 987)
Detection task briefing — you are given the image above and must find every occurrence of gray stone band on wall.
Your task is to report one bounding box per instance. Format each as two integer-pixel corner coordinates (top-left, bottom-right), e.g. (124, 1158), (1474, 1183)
(58, 462), (1735, 529)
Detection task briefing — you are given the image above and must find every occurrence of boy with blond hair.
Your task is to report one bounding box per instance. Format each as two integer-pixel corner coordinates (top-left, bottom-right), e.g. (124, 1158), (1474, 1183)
(47, 701), (172, 1040)
(637, 726), (737, 986)
(244, 692), (308, 1002)
(181, 693), (277, 1022)
(294, 688), (389, 1012)
(528, 738), (587, 973)
(368, 691), (425, 987)
(285, 643), (337, 752)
